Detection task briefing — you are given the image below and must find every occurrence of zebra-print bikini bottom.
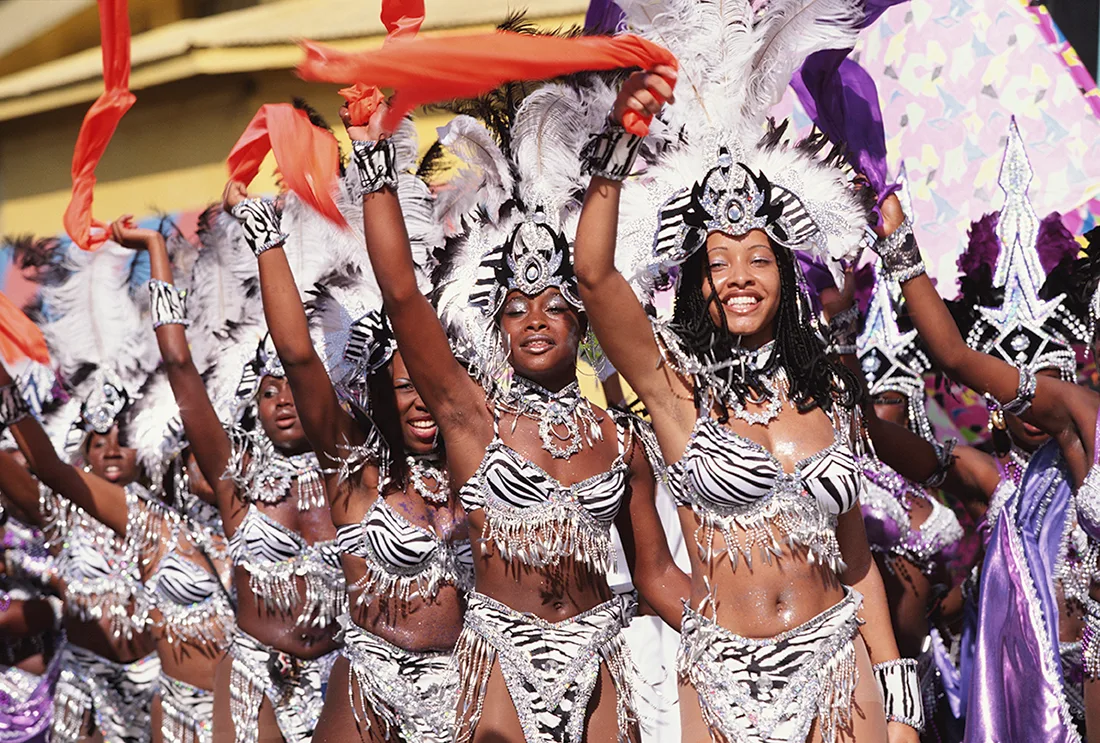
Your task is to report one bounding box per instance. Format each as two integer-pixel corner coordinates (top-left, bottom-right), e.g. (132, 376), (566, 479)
(52, 644), (160, 743)
(454, 591), (639, 743)
(678, 588), (863, 743)
(341, 616), (457, 742)
(227, 629), (338, 743)
(159, 672), (213, 743)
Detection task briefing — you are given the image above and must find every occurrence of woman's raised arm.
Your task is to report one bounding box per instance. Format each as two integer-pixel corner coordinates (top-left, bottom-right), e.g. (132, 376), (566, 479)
(342, 105), (491, 471)
(110, 219), (239, 514)
(222, 184), (362, 471)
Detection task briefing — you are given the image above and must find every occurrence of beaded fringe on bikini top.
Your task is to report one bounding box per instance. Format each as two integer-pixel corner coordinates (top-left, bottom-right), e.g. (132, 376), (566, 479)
(225, 429), (326, 511)
(40, 484), (142, 640)
(125, 488), (235, 650)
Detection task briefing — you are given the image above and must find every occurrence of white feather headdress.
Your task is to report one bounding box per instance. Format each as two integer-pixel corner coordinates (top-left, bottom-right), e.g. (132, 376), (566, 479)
(434, 78), (619, 389)
(615, 0), (868, 294)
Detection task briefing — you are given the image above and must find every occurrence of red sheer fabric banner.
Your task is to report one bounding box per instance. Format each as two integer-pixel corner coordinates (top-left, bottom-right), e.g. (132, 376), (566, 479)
(299, 32), (677, 136)
(340, 0), (425, 124)
(0, 294), (49, 365)
(226, 104), (346, 228)
(63, 0), (136, 251)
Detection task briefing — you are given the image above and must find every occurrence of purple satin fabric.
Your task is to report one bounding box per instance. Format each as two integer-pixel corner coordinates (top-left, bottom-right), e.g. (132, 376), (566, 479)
(0, 651), (59, 742)
(931, 627), (966, 720)
(584, 0), (624, 33)
(964, 441), (1079, 742)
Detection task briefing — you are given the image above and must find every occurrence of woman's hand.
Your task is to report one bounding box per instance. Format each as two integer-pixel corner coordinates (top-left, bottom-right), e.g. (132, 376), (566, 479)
(222, 180), (250, 211)
(339, 100), (391, 142)
(611, 65), (677, 127)
(874, 192), (907, 239)
(109, 216), (161, 251)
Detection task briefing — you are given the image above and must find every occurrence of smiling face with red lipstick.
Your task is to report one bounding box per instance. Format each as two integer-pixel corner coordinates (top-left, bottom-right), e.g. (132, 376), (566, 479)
(497, 287), (585, 390)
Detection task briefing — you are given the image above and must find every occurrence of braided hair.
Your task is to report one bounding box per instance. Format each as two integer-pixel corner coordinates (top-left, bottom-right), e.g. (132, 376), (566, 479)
(670, 238), (860, 421)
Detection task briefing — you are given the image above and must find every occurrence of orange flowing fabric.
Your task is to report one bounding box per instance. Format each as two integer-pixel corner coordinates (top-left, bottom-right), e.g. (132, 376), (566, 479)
(299, 32), (677, 136)
(0, 294), (49, 366)
(63, 0), (136, 251)
(340, 0), (424, 124)
(226, 104), (346, 228)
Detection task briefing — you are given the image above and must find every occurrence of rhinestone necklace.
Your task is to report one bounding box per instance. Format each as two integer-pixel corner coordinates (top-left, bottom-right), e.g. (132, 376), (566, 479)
(406, 455), (450, 504)
(499, 376), (603, 459)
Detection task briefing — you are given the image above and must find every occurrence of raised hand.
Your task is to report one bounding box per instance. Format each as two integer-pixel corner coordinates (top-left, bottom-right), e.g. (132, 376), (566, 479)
(109, 215), (161, 251)
(611, 65), (677, 127)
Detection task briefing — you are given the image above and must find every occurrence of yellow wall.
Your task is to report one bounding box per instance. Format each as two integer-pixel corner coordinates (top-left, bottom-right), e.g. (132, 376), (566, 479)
(0, 6), (585, 238)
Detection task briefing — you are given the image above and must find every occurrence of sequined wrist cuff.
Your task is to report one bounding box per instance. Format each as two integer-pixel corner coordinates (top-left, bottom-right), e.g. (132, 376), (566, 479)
(148, 279), (189, 329)
(827, 305), (861, 356)
(923, 437), (958, 489)
(873, 658), (924, 731)
(0, 384), (29, 429)
(875, 219), (925, 283)
(1001, 365), (1037, 416)
(230, 198), (286, 256)
(351, 139), (399, 195)
(581, 119), (643, 181)
(1081, 596), (1100, 679)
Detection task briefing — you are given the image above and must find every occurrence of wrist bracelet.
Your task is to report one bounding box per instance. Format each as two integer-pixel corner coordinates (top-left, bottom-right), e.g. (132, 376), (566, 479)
(149, 279), (189, 329)
(230, 198), (286, 257)
(1001, 365), (1037, 417)
(827, 304), (861, 356)
(1081, 595), (1100, 680)
(581, 119), (643, 181)
(923, 437), (957, 489)
(351, 139), (399, 195)
(875, 218), (926, 283)
(873, 658), (925, 731)
(0, 384), (30, 429)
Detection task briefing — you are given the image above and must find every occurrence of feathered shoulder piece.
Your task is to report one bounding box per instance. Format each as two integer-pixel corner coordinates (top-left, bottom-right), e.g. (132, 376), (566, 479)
(614, 0), (868, 298)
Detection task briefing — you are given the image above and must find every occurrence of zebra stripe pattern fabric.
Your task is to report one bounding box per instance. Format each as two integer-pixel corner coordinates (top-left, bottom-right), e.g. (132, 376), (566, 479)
(158, 672), (214, 743)
(52, 644), (160, 743)
(678, 590), (863, 743)
(341, 617), (457, 742)
(454, 592), (639, 743)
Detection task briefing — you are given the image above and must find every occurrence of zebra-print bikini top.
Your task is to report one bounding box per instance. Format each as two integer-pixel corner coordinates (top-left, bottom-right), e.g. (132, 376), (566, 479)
(667, 415), (861, 573)
(228, 505), (346, 628)
(41, 484), (142, 640)
(127, 490), (235, 649)
(458, 412), (632, 576)
(335, 497), (474, 606)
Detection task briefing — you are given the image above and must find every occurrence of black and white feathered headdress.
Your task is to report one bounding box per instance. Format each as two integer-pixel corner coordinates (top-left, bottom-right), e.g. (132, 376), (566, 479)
(434, 77), (619, 389)
(614, 0), (869, 299)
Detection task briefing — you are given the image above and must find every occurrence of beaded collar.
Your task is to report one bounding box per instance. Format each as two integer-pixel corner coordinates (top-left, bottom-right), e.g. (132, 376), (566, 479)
(495, 377), (603, 459)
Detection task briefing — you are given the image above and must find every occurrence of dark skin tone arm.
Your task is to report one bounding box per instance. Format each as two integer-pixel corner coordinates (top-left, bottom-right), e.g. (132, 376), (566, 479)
(879, 195), (1099, 485)
(109, 219), (242, 525)
(220, 185), (365, 485)
(0, 597), (56, 637)
(340, 104), (491, 483)
(0, 450), (45, 526)
(0, 366), (127, 535)
(613, 431), (690, 631)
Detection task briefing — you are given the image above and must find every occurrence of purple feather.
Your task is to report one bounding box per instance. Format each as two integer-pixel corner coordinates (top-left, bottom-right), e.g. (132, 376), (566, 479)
(1035, 212), (1080, 274)
(958, 212), (1001, 283)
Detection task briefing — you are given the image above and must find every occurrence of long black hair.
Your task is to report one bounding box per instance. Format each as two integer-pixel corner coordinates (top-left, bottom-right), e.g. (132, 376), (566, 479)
(670, 238), (860, 421)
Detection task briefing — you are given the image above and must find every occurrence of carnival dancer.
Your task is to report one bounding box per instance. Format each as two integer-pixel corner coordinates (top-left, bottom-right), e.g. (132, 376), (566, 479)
(0, 241), (162, 743)
(569, 1), (923, 741)
(104, 206), (343, 743)
(221, 116), (472, 741)
(339, 66), (688, 740)
(860, 117), (1100, 741)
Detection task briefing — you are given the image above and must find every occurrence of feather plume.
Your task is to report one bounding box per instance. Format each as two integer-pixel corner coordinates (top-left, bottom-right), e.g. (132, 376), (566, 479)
(434, 116), (515, 233)
(190, 205), (263, 350)
(121, 369), (185, 477)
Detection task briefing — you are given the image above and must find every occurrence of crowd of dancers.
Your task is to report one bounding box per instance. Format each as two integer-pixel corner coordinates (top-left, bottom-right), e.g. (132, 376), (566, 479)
(2, 0), (1100, 742)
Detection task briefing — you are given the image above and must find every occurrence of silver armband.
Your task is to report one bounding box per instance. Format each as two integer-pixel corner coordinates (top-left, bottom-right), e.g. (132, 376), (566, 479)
(0, 384), (29, 429)
(148, 279), (189, 329)
(875, 218), (925, 283)
(827, 305), (861, 356)
(230, 198), (286, 257)
(351, 139), (399, 195)
(581, 120), (643, 181)
(1001, 365), (1037, 417)
(873, 658), (925, 731)
(923, 437), (958, 489)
